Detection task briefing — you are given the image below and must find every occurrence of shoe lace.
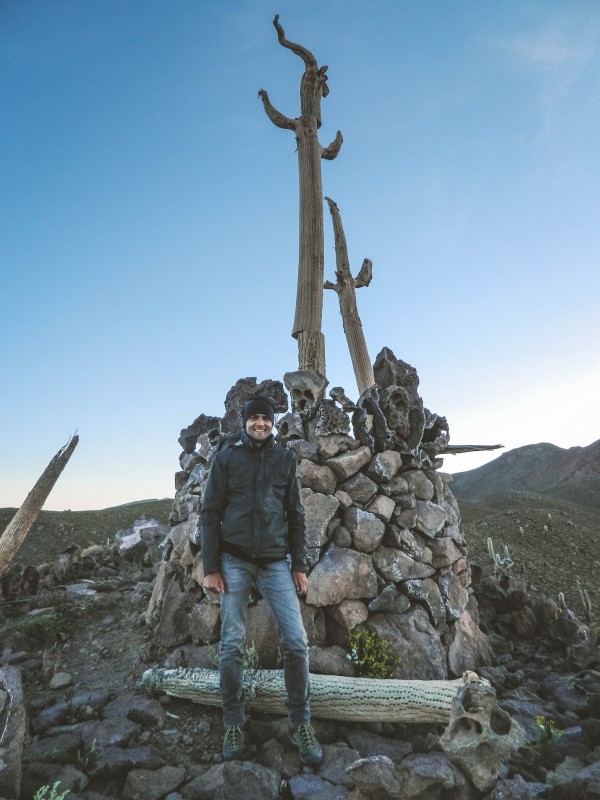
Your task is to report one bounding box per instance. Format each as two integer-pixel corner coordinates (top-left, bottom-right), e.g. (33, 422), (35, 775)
(297, 723), (318, 749)
(225, 726), (242, 747)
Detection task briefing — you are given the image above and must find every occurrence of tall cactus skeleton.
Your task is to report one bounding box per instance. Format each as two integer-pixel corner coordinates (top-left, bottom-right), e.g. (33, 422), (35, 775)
(324, 197), (375, 394)
(259, 15), (343, 376)
(0, 435), (79, 577)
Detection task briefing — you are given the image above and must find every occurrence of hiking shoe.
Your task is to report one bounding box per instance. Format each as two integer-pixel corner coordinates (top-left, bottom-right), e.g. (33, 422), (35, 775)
(222, 725), (245, 760)
(289, 722), (323, 766)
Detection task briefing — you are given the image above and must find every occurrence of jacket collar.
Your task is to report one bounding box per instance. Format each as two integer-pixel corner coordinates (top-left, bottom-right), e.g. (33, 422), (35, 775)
(238, 430), (275, 451)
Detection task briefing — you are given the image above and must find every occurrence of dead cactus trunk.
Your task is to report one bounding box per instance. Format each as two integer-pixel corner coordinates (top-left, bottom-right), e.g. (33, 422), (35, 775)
(324, 197), (375, 394)
(259, 15), (343, 376)
(0, 435), (79, 577)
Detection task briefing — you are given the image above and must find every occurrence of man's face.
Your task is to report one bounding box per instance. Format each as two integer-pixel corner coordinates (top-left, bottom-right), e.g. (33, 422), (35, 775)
(245, 413), (273, 442)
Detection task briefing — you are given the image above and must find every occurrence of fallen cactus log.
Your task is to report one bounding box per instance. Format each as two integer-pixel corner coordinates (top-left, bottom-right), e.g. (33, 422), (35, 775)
(142, 667), (490, 724)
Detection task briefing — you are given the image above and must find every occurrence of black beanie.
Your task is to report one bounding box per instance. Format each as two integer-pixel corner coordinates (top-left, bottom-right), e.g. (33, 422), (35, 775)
(242, 395), (276, 426)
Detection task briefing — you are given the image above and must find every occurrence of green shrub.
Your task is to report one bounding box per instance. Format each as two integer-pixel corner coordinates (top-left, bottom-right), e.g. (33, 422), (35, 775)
(531, 714), (564, 759)
(347, 629), (399, 678)
(33, 782), (70, 800)
(5, 613), (62, 646)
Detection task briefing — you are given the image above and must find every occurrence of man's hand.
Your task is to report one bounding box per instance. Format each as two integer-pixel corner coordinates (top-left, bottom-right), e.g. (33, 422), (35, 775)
(292, 571), (308, 596)
(203, 572), (225, 594)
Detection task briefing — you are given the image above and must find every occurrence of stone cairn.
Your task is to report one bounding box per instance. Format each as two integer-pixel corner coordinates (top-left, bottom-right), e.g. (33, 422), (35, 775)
(146, 347), (492, 680)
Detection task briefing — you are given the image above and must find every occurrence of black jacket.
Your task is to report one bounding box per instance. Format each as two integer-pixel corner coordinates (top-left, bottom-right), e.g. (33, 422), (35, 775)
(200, 432), (307, 575)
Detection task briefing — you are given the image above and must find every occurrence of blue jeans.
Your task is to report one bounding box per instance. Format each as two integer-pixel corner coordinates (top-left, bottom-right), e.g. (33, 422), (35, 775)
(219, 554), (310, 727)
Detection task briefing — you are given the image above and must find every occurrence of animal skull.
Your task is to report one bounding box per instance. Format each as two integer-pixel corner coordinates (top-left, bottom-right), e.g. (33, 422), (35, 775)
(380, 385), (410, 436)
(284, 369), (328, 421)
(440, 678), (525, 792)
(275, 412), (304, 443)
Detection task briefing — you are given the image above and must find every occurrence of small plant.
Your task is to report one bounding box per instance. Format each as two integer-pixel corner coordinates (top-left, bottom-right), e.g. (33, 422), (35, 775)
(205, 644), (220, 668)
(33, 782), (70, 800)
(81, 544), (105, 559)
(487, 537), (513, 571)
(62, 687), (91, 724)
(76, 739), (98, 771)
(576, 576), (592, 623)
(5, 613), (62, 646)
(531, 715), (564, 760)
(204, 642), (262, 670)
(347, 629), (399, 679)
(276, 646), (284, 668)
(242, 641), (260, 670)
(42, 643), (63, 679)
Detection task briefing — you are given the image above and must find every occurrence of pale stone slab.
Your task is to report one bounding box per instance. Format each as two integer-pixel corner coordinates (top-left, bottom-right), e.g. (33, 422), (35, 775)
(372, 547), (435, 583)
(414, 500), (446, 538)
(325, 446), (372, 481)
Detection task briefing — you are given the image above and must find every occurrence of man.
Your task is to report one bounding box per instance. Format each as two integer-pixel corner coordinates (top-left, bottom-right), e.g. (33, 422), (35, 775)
(201, 395), (323, 765)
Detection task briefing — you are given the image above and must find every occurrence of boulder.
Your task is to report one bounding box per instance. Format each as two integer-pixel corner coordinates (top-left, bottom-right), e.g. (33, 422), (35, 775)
(429, 537), (463, 568)
(367, 606), (447, 680)
(344, 507), (385, 553)
(339, 472), (378, 505)
(365, 494), (396, 524)
(414, 500), (446, 538)
(325, 446), (372, 481)
(189, 598), (221, 645)
(402, 578), (446, 629)
(306, 545), (378, 606)
(404, 470), (435, 501)
(123, 765), (185, 800)
(437, 572), (469, 621)
(0, 668), (26, 799)
(365, 450), (402, 483)
(447, 610), (493, 676)
(302, 489), (340, 565)
(372, 547), (435, 583)
(299, 460), (337, 495)
(308, 645), (357, 677)
(180, 761), (281, 799)
(327, 599), (369, 631)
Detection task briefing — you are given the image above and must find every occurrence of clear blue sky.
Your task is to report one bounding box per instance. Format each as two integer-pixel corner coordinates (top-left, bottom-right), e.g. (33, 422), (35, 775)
(1, 1), (598, 510)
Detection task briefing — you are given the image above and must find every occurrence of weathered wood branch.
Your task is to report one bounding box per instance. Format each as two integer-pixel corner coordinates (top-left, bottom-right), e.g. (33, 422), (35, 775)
(324, 197), (375, 394)
(321, 130), (343, 160)
(0, 435), (79, 577)
(273, 14), (316, 70)
(257, 89), (295, 130)
(273, 14), (329, 125)
(441, 444), (503, 455)
(355, 258), (373, 288)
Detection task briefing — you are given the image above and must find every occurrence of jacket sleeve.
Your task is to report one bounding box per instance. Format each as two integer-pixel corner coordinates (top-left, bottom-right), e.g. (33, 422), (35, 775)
(285, 452), (307, 573)
(200, 452), (228, 575)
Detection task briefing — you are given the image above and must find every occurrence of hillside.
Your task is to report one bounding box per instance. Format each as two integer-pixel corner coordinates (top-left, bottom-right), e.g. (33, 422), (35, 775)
(458, 502), (599, 628)
(2, 445), (598, 628)
(450, 440), (600, 510)
(449, 440), (600, 628)
(0, 498), (173, 566)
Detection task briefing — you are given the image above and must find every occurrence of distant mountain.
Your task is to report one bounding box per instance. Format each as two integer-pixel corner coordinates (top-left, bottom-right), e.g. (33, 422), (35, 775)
(450, 440), (600, 511)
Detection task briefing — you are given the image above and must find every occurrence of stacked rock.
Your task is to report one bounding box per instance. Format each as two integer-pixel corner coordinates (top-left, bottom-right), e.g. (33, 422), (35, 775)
(149, 348), (492, 680)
